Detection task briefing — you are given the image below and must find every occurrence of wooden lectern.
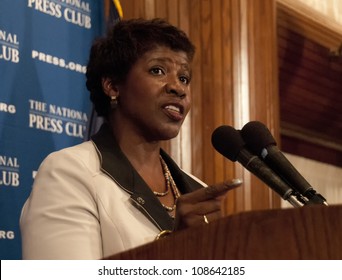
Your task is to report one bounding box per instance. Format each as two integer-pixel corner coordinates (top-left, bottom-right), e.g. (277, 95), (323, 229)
(106, 205), (342, 260)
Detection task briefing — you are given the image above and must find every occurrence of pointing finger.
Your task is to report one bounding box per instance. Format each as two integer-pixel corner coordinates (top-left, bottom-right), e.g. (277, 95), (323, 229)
(181, 179), (243, 202)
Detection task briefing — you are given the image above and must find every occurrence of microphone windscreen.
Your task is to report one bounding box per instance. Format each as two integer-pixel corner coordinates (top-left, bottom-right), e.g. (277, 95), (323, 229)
(211, 125), (245, 162)
(241, 121), (277, 154)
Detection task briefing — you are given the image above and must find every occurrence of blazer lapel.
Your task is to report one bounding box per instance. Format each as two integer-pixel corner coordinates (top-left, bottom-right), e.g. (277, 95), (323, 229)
(91, 123), (204, 231)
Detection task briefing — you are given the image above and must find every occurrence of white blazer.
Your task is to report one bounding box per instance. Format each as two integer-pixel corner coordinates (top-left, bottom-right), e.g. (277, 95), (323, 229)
(20, 124), (205, 259)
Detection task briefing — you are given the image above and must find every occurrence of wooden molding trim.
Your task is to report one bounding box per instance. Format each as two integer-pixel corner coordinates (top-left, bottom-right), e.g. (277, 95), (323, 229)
(280, 122), (342, 152)
(277, 0), (342, 55)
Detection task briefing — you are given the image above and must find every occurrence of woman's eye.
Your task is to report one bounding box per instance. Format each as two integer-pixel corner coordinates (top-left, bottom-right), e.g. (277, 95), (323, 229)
(179, 76), (190, 85)
(150, 67), (164, 75)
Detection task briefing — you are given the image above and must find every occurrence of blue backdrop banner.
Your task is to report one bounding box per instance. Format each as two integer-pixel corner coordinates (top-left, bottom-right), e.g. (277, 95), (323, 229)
(0, 0), (104, 259)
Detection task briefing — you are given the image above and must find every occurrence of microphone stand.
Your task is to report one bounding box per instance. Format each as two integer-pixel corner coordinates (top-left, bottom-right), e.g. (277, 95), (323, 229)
(302, 190), (329, 206)
(286, 191), (307, 207)
(286, 189), (328, 207)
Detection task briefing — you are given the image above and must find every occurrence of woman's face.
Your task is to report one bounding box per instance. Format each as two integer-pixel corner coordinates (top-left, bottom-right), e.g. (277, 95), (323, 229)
(116, 46), (192, 141)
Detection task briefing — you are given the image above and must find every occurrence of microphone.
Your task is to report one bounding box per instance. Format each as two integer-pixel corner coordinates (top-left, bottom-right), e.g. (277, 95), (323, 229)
(240, 121), (328, 206)
(211, 125), (306, 207)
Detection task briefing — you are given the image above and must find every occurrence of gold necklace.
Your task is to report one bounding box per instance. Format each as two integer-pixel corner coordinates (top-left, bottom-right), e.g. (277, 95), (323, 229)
(153, 158), (170, 197)
(158, 156), (180, 218)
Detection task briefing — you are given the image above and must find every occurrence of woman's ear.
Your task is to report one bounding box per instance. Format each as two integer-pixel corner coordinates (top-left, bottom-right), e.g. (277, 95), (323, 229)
(102, 78), (119, 97)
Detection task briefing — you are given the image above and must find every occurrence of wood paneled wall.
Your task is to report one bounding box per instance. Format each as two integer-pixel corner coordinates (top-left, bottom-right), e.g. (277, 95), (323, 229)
(278, 11), (342, 167)
(107, 0), (281, 214)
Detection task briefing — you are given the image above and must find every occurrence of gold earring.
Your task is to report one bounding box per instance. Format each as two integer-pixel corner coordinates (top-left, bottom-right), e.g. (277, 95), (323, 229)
(110, 95), (118, 109)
